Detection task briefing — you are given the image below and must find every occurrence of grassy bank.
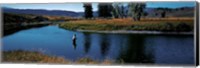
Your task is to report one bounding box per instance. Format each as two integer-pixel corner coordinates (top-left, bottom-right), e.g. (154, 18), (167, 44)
(3, 22), (50, 36)
(3, 12), (78, 36)
(59, 18), (194, 32)
(2, 50), (117, 64)
(2, 50), (69, 64)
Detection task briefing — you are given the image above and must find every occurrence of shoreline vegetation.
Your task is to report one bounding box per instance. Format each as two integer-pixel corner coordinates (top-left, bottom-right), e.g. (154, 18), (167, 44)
(76, 30), (193, 35)
(2, 50), (118, 64)
(59, 18), (194, 35)
(3, 12), (79, 36)
(4, 22), (52, 36)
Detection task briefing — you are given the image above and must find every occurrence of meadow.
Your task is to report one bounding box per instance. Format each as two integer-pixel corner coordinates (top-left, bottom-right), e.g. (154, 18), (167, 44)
(59, 17), (194, 32)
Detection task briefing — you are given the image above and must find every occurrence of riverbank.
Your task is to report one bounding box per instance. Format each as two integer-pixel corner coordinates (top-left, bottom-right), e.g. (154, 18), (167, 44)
(2, 50), (69, 64)
(3, 12), (78, 36)
(77, 30), (194, 35)
(2, 50), (117, 64)
(3, 22), (52, 36)
(59, 18), (194, 34)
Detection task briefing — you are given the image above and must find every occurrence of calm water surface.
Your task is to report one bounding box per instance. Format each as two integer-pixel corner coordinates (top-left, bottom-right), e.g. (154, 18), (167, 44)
(2, 25), (194, 65)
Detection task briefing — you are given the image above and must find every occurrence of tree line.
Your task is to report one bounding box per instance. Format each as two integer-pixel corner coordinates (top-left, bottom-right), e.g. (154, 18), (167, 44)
(83, 3), (146, 21)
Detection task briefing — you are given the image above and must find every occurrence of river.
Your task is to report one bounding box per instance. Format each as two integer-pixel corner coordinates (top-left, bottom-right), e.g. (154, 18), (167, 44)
(2, 25), (194, 65)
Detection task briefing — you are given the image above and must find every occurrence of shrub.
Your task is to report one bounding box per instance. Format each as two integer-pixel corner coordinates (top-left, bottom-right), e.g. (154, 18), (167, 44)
(160, 22), (174, 31)
(176, 22), (192, 31)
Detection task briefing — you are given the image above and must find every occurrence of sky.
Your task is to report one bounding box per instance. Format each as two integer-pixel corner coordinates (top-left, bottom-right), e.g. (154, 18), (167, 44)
(1, 2), (196, 12)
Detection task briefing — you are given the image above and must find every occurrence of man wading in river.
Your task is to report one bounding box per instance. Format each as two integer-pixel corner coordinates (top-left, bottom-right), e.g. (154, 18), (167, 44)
(72, 34), (77, 49)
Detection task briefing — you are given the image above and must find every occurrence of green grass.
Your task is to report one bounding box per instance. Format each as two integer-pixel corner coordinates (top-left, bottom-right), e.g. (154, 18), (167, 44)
(2, 50), (119, 64)
(59, 18), (194, 32)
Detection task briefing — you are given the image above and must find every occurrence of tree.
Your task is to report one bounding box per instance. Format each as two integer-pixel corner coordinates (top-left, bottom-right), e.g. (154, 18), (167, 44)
(128, 3), (146, 21)
(121, 5), (125, 18)
(111, 3), (125, 18)
(143, 12), (148, 17)
(156, 8), (167, 18)
(111, 3), (120, 18)
(98, 3), (113, 18)
(161, 11), (166, 18)
(83, 3), (93, 19)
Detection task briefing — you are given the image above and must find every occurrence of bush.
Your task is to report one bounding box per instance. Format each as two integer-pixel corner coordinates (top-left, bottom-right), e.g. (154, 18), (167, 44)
(176, 22), (192, 31)
(160, 22), (174, 31)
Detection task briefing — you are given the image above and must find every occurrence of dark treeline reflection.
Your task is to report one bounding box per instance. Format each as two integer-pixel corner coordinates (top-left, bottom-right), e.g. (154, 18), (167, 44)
(83, 33), (111, 57)
(117, 34), (154, 63)
(83, 33), (91, 54)
(82, 33), (155, 63)
(3, 26), (194, 65)
(99, 34), (111, 57)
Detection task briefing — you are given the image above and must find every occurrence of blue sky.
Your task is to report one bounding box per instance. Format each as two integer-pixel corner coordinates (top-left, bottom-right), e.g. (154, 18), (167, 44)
(1, 2), (195, 12)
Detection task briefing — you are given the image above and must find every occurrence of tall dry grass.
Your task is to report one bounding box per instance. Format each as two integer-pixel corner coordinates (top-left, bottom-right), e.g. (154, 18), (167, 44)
(59, 18), (194, 32)
(2, 50), (119, 64)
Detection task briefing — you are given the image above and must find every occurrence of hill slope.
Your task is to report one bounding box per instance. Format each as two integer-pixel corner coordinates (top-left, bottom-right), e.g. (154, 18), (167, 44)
(2, 7), (83, 17)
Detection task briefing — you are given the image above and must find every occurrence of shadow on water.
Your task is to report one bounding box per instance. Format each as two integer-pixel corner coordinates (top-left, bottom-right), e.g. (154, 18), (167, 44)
(2, 25), (194, 65)
(117, 34), (155, 63)
(99, 34), (111, 57)
(81, 33), (155, 63)
(83, 33), (91, 54)
(82, 32), (112, 57)
(3, 23), (49, 37)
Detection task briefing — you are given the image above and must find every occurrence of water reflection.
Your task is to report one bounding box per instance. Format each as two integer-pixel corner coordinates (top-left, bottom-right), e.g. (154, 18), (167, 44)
(83, 33), (91, 54)
(99, 34), (111, 57)
(73, 41), (77, 50)
(117, 34), (154, 63)
(2, 26), (194, 65)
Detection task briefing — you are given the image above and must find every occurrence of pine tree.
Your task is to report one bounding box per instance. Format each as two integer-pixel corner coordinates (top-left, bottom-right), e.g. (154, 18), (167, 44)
(98, 3), (113, 18)
(83, 3), (93, 19)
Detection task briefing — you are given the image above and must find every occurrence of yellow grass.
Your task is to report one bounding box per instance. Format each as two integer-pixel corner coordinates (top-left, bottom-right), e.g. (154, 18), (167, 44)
(59, 18), (194, 31)
(64, 18), (193, 25)
(2, 50), (118, 64)
(42, 15), (80, 21)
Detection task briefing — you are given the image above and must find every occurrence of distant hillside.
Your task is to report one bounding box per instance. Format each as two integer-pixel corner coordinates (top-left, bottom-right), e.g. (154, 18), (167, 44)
(2, 7), (194, 18)
(2, 7), (83, 17)
(3, 12), (49, 24)
(3, 12), (80, 24)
